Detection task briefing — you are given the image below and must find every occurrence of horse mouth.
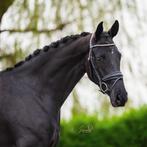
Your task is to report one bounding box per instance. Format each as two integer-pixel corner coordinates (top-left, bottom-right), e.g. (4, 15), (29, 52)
(111, 100), (123, 107)
(110, 93), (128, 107)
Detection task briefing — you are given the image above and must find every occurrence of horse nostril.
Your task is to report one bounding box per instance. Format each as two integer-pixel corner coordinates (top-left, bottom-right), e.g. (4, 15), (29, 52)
(116, 94), (122, 105)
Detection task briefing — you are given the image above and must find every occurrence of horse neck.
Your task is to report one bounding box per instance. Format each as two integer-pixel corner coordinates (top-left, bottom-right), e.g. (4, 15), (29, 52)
(43, 35), (90, 107)
(15, 34), (91, 109)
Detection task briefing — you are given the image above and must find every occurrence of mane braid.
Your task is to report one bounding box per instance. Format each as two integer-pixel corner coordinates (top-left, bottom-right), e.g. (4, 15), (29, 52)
(4, 32), (90, 72)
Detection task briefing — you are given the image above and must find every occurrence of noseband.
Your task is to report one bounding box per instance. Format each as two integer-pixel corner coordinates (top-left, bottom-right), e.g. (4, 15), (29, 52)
(88, 34), (123, 94)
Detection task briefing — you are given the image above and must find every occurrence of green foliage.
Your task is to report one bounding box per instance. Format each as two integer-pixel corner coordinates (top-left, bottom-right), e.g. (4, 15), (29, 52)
(0, 41), (27, 68)
(59, 106), (147, 147)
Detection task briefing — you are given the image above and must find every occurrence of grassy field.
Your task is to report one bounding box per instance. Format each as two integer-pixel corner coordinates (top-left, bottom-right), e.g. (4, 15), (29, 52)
(59, 106), (147, 147)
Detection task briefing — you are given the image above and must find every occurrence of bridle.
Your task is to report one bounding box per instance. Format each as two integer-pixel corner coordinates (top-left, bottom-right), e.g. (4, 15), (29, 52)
(88, 34), (123, 94)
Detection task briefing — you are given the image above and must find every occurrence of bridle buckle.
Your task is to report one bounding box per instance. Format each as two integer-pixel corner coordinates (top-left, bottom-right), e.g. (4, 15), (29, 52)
(100, 82), (109, 93)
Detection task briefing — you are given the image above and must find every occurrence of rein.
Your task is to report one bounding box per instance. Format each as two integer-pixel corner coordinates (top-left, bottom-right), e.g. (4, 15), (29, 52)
(88, 34), (123, 94)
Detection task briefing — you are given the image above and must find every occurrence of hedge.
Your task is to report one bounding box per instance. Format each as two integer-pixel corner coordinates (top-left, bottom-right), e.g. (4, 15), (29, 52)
(59, 106), (147, 147)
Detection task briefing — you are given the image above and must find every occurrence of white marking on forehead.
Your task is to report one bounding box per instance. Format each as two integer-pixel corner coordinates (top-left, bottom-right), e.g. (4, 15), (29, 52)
(111, 48), (114, 54)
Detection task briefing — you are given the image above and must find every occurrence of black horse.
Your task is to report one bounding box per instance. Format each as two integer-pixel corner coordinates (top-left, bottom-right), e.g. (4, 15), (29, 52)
(0, 20), (127, 147)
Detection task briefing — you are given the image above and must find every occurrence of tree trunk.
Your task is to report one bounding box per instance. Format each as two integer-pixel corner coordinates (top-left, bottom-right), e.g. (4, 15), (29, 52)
(0, 0), (14, 23)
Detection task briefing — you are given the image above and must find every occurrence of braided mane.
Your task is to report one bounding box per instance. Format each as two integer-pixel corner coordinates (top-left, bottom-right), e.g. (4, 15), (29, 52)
(4, 32), (90, 72)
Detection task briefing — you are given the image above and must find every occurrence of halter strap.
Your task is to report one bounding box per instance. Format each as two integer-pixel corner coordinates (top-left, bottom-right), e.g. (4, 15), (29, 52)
(88, 34), (123, 94)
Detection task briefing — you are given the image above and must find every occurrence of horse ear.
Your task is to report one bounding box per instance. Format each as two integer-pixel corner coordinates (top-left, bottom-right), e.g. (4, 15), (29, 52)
(95, 21), (103, 40)
(108, 20), (119, 38)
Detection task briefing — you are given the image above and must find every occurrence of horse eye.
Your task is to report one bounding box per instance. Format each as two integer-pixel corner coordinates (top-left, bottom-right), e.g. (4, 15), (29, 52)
(96, 55), (105, 61)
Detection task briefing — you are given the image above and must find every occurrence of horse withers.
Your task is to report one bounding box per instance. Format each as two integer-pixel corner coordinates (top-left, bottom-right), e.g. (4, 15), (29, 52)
(0, 20), (127, 147)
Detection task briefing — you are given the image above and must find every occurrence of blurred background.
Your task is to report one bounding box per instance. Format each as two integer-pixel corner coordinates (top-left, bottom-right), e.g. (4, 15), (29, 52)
(0, 0), (147, 146)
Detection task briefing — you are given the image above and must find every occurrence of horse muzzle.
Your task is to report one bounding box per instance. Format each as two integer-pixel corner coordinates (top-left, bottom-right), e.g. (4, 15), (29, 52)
(110, 89), (128, 107)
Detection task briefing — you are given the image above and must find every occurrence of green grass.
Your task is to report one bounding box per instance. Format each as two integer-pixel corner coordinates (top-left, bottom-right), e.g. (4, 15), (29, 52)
(59, 106), (147, 147)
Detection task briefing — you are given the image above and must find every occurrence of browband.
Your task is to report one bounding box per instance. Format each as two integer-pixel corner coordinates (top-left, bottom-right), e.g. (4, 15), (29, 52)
(89, 33), (115, 49)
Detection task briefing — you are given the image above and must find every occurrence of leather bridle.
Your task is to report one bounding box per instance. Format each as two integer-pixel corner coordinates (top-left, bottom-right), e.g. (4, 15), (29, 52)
(88, 34), (123, 94)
